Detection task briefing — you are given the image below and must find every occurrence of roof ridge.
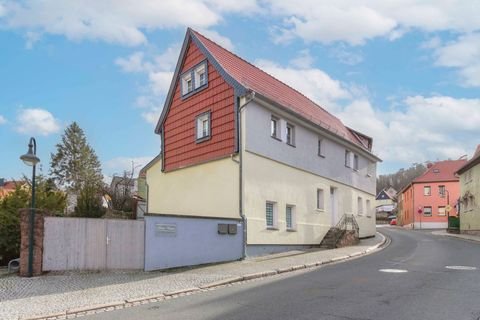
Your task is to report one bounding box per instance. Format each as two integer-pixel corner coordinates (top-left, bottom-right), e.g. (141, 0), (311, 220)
(190, 29), (343, 124)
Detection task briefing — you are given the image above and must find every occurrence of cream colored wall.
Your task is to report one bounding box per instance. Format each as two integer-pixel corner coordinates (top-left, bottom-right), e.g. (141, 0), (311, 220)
(460, 164), (480, 231)
(243, 151), (376, 245)
(146, 157), (240, 219)
(376, 199), (394, 207)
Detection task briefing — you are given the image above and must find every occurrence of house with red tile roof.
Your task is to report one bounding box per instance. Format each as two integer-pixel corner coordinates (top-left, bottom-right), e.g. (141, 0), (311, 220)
(144, 28), (381, 270)
(397, 159), (467, 229)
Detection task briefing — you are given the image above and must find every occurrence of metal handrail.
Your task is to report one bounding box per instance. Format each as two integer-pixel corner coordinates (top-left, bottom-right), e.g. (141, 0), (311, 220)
(333, 214), (359, 245)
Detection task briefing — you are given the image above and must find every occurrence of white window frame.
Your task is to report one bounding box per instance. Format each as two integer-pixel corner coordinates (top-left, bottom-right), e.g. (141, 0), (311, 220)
(438, 206), (446, 216)
(266, 201), (278, 229)
(423, 206), (432, 216)
(181, 73), (193, 95)
(357, 197), (363, 215)
(271, 116), (280, 139)
(286, 123), (295, 146)
(353, 154), (359, 171)
(286, 205), (296, 231)
(316, 188), (325, 211)
(345, 150), (351, 168)
(438, 185), (445, 197)
(195, 111), (211, 142)
(194, 64), (207, 89)
(424, 186), (431, 196)
(318, 138), (325, 157)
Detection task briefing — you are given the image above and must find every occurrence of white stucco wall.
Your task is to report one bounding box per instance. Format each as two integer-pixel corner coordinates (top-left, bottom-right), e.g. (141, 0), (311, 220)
(244, 100), (377, 195)
(146, 157), (240, 219)
(243, 151), (376, 245)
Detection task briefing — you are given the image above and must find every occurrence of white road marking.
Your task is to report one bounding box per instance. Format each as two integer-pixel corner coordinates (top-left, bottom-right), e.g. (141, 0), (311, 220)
(379, 269), (408, 273)
(445, 266), (477, 270)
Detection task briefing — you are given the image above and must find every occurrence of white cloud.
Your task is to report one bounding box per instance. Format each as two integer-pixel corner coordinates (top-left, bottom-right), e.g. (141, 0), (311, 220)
(0, 0), (257, 47)
(433, 33), (480, 87)
(267, 1), (480, 46)
(255, 58), (351, 109)
(329, 44), (363, 65)
(0, 115), (6, 124)
(337, 96), (480, 164)
(195, 28), (235, 51)
(16, 108), (61, 136)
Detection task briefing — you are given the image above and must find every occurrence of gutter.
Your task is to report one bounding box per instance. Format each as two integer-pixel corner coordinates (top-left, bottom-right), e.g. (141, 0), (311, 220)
(237, 90), (255, 259)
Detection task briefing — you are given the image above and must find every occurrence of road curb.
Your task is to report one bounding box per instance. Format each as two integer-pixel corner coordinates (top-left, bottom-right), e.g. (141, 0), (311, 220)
(22, 231), (388, 320)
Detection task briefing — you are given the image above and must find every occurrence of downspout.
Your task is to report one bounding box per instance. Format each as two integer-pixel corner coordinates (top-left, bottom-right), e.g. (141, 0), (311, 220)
(237, 90), (255, 259)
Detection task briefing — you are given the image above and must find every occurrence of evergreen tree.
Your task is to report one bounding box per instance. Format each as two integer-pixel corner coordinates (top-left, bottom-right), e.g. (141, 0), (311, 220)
(50, 122), (103, 192)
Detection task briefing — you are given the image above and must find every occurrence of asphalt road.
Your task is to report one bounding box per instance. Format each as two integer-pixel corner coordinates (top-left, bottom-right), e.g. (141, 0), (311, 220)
(83, 227), (480, 320)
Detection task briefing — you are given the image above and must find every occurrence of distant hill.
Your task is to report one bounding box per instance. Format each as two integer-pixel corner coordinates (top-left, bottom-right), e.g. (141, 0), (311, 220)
(377, 163), (427, 194)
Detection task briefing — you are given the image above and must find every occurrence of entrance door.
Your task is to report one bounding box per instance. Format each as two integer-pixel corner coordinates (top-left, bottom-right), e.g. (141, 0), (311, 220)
(330, 187), (338, 225)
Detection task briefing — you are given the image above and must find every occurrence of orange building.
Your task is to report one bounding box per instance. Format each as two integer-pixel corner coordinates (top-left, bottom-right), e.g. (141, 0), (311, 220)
(398, 160), (466, 229)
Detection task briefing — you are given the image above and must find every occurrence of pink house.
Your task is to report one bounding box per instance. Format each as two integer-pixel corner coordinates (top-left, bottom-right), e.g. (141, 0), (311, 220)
(398, 160), (467, 229)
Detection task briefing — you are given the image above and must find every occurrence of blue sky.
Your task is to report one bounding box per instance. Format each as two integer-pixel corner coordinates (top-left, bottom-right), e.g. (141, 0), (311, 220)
(1, 1), (479, 181)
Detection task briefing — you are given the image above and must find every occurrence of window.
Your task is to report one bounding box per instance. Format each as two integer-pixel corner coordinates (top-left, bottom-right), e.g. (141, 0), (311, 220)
(366, 200), (371, 216)
(318, 139), (324, 157)
(345, 150), (351, 167)
(286, 205), (295, 230)
(194, 64), (207, 88)
(266, 202), (277, 228)
(439, 185), (445, 197)
(181, 61), (208, 97)
(286, 123), (295, 146)
(196, 112), (210, 141)
(424, 186), (431, 196)
(423, 206), (432, 216)
(181, 73), (193, 95)
(438, 206), (446, 216)
(367, 162), (374, 177)
(353, 154), (359, 171)
(317, 188), (325, 210)
(271, 116), (279, 139)
(357, 197), (363, 215)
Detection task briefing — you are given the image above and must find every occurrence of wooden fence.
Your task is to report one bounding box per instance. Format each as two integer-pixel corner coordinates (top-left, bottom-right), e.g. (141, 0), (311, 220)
(42, 217), (144, 271)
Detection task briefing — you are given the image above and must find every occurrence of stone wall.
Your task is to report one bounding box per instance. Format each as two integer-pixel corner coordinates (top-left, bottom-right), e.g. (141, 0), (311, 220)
(337, 230), (359, 248)
(19, 209), (46, 277)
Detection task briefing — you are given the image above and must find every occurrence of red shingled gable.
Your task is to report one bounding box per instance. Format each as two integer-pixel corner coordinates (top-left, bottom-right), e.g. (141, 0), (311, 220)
(413, 159), (467, 183)
(191, 30), (368, 150)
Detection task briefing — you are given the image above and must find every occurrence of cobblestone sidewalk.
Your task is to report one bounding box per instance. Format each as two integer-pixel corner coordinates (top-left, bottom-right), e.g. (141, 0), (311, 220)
(1, 233), (386, 320)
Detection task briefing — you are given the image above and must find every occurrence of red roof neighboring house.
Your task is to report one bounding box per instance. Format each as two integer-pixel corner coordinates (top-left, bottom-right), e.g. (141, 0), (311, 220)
(413, 159), (467, 183)
(0, 180), (23, 198)
(156, 28), (374, 153)
(457, 145), (480, 174)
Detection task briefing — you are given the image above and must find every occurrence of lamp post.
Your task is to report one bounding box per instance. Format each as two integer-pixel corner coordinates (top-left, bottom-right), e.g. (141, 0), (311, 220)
(20, 137), (40, 277)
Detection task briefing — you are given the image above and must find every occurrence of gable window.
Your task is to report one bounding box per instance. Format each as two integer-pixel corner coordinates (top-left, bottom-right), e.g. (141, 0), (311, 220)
(271, 116), (279, 139)
(181, 61), (208, 97)
(194, 64), (207, 88)
(286, 123), (295, 146)
(318, 139), (324, 157)
(196, 112), (211, 142)
(424, 186), (431, 196)
(181, 73), (193, 95)
(423, 206), (432, 216)
(353, 154), (359, 171)
(345, 150), (351, 167)
(317, 188), (325, 210)
(439, 185), (445, 197)
(266, 201), (277, 229)
(286, 205), (296, 230)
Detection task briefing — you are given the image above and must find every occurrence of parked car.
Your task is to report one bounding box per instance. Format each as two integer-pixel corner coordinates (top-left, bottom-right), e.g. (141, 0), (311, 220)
(390, 218), (397, 225)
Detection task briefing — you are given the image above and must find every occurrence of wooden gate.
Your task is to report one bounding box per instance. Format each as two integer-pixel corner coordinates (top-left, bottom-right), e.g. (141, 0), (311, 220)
(42, 217), (144, 271)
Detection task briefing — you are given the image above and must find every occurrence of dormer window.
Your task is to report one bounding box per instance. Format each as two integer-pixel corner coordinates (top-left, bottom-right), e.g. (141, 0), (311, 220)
(181, 60), (208, 98)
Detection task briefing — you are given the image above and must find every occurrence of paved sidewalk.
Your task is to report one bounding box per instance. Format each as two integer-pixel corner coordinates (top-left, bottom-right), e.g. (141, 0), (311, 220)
(432, 230), (480, 243)
(1, 233), (386, 320)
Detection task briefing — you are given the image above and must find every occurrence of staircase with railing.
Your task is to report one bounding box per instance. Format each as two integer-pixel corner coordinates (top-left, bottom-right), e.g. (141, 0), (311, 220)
(320, 214), (359, 249)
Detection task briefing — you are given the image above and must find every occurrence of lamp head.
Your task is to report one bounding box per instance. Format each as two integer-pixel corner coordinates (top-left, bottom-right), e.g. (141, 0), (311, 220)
(20, 138), (40, 166)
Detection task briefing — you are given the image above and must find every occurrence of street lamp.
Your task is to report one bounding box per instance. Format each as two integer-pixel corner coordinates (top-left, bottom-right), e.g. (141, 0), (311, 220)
(20, 137), (40, 277)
